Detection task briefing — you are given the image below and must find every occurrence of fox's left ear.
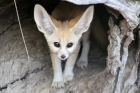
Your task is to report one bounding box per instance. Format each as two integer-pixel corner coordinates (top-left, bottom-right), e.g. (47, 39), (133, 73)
(73, 6), (94, 35)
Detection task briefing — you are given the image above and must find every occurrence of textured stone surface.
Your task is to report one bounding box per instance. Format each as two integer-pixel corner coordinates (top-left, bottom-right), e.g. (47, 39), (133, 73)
(64, 0), (140, 29)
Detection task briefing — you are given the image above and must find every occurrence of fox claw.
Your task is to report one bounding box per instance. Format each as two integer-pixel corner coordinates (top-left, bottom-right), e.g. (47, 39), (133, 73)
(51, 81), (64, 89)
(77, 59), (88, 69)
(63, 74), (74, 84)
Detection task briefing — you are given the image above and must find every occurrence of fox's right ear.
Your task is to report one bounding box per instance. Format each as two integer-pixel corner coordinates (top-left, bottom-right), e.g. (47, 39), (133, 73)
(34, 4), (55, 35)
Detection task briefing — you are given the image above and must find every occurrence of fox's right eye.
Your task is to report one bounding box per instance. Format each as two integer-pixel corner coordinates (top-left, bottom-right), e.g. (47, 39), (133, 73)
(54, 42), (60, 48)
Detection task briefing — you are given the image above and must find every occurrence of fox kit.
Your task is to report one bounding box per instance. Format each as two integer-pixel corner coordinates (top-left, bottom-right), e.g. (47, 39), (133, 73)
(34, 2), (94, 88)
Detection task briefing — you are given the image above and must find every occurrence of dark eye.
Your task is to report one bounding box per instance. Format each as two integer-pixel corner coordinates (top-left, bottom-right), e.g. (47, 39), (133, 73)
(67, 43), (73, 48)
(54, 42), (60, 48)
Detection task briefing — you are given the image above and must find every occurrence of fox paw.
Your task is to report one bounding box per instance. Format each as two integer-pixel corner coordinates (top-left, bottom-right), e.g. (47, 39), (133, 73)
(77, 58), (88, 69)
(51, 81), (64, 89)
(63, 74), (74, 84)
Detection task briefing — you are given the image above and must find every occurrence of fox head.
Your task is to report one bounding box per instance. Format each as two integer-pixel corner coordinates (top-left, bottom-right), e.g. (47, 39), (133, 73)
(34, 4), (94, 60)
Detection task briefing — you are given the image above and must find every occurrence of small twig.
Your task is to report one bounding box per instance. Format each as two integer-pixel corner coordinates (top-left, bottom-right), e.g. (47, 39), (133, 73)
(13, 0), (30, 60)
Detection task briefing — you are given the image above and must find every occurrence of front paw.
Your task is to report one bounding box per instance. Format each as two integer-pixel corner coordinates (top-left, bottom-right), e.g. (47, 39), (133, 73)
(77, 58), (88, 69)
(51, 80), (64, 89)
(63, 73), (74, 84)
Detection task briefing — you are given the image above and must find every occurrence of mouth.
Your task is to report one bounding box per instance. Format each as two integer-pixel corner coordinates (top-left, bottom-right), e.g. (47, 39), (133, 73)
(61, 58), (68, 62)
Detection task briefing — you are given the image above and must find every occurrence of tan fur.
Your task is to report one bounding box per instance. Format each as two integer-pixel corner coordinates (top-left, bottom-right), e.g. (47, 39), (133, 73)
(34, 1), (94, 88)
(51, 16), (81, 29)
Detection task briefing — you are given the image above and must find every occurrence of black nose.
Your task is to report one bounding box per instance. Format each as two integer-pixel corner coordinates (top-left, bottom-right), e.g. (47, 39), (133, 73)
(61, 55), (66, 59)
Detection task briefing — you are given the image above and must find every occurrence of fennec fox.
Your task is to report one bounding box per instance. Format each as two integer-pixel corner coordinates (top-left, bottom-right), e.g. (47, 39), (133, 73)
(34, 2), (94, 88)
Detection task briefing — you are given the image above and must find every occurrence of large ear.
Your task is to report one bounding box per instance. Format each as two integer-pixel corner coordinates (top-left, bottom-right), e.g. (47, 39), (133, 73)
(34, 4), (55, 35)
(73, 6), (94, 35)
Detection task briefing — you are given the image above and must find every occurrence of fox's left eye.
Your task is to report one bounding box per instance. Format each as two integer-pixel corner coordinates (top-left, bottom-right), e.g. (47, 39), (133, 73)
(67, 43), (73, 48)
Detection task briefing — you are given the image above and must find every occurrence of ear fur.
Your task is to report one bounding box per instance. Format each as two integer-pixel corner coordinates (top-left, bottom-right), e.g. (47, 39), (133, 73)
(73, 6), (94, 35)
(34, 4), (55, 35)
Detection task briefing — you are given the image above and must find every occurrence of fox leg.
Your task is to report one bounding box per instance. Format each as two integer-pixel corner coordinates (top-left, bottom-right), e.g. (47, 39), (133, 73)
(51, 54), (64, 88)
(77, 29), (90, 69)
(63, 46), (80, 83)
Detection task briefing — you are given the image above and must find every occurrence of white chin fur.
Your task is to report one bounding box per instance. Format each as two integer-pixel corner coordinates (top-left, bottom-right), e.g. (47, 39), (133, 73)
(58, 57), (68, 61)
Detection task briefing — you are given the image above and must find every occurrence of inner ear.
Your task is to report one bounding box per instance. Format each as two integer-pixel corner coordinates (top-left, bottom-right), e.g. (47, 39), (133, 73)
(34, 4), (56, 35)
(72, 6), (94, 35)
